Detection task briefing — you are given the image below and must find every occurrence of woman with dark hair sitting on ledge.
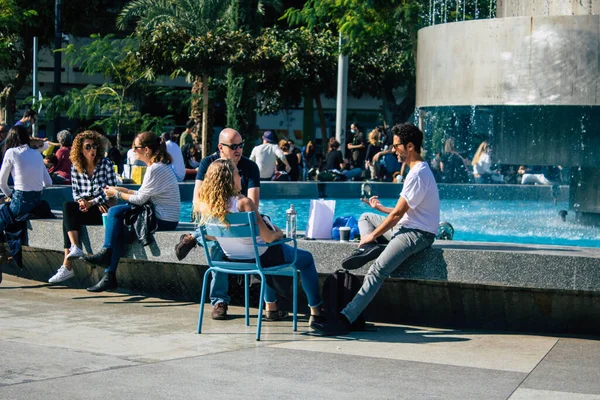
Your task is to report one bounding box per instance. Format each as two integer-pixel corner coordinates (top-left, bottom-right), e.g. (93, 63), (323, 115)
(83, 132), (180, 292)
(0, 125), (52, 268)
(196, 158), (324, 323)
(48, 130), (116, 284)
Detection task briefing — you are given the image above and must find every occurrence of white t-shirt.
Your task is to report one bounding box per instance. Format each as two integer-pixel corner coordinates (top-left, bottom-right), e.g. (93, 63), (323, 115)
(165, 140), (185, 182)
(128, 162), (181, 222)
(213, 196), (268, 260)
(0, 145), (52, 197)
(473, 153), (492, 175)
(127, 148), (146, 166)
(249, 143), (285, 179)
(399, 161), (440, 234)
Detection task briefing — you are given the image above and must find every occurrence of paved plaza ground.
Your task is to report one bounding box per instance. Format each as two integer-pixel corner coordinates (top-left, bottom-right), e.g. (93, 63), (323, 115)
(1, 274), (600, 399)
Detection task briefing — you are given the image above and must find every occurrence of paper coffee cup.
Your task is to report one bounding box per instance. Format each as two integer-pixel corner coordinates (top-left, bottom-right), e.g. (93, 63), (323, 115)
(102, 213), (108, 227)
(339, 227), (351, 242)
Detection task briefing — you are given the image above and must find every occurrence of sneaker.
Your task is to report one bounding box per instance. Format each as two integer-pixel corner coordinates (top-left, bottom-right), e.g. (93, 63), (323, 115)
(341, 242), (385, 270)
(175, 234), (197, 261)
(310, 315), (352, 336)
(66, 245), (84, 260)
(211, 302), (228, 320)
(49, 265), (75, 283)
(263, 309), (289, 322)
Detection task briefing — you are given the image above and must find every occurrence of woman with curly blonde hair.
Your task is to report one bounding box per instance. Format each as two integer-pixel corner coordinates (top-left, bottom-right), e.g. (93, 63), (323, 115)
(49, 130), (117, 284)
(195, 158), (324, 324)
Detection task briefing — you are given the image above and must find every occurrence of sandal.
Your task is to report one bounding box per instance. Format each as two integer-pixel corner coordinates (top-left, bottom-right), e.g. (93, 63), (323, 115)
(263, 309), (289, 322)
(308, 314), (326, 325)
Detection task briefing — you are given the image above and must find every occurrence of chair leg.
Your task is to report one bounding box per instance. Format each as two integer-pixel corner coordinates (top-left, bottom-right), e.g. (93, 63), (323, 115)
(256, 277), (266, 341)
(293, 270), (298, 332)
(244, 274), (250, 327)
(197, 268), (212, 334)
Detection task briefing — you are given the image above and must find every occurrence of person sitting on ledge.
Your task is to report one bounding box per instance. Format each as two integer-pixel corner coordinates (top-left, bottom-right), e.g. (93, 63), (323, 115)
(83, 132), (180, 292)
(0, 125), (53, 277)
(196, 158), (324, 324)
(312, 123), (440, 336)
(48, 131), (117, 284)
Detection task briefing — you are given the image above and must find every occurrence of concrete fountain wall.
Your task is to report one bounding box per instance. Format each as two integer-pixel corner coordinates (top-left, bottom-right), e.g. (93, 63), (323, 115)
(416, 3), (600, 222)
(3, 184), (600, 335)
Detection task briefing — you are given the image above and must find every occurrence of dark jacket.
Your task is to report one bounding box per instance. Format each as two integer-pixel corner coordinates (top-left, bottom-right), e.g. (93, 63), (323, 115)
(124, 203), (157, 246)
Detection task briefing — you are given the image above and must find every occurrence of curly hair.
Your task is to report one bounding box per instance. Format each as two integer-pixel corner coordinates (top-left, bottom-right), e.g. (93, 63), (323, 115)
(194, 158), (240, 226)
(392, 123), (423, 153)
(368, 129), (381, 146)
(70, 130), (105, 174)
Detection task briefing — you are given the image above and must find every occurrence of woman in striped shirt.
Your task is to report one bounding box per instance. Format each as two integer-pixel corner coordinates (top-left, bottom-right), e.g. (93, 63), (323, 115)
(84, 132), (180, 292)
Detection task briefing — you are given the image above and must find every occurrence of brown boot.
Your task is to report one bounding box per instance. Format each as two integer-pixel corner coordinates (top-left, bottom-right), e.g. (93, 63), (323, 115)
(211, 303), (228, 320)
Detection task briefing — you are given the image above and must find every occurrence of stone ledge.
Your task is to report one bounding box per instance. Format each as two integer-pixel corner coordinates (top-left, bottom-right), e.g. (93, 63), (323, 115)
(21, 219), (600, 292)
(6, 219), (600, 335)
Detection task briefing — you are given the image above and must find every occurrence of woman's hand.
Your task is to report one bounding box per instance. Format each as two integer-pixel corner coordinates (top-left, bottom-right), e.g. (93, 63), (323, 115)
(78, 198), (92, 213)
(103, 186), (119, 198)
(98, 204), (109, 213)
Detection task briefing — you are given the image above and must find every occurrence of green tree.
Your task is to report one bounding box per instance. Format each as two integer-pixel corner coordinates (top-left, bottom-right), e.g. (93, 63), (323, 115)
(225, 0), (281, 140)
(0, 0), (120, 124)
(284, 0), (423, 125)
(118, 0), (236, 157)
(45, 34), (171, 146)
(254, 27), (337, 141)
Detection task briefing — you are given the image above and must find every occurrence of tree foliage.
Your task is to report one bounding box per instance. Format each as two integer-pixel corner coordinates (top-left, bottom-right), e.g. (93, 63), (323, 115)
(45, 34), (170, 145)
(283, 0), (423, 125)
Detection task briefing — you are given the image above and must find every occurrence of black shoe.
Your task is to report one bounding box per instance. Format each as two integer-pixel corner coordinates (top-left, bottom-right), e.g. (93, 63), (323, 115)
(83, 247), (112, 267)
(175, 234), (197, 261)
(341, 242), (385, 270)
(86, 271), (117, 292)
(263, 309), (289, 322)
(310, 315), (352, 336)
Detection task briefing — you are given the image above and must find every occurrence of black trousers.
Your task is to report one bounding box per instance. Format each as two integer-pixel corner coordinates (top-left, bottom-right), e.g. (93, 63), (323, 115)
(62, 201), (103, 249)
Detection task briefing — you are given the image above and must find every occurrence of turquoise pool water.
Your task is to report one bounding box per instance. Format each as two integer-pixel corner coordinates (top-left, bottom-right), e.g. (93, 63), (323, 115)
(181, 199), (600, 248)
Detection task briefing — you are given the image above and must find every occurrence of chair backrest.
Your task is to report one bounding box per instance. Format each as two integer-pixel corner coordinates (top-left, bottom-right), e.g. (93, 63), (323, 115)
(199, 212), (264, 271)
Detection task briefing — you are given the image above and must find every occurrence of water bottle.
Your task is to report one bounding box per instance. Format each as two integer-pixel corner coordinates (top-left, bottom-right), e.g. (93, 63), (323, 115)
(285, 204), (297, 238)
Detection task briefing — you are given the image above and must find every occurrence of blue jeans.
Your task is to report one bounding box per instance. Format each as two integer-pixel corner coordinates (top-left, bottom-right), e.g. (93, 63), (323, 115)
(263, 244), (322, 308)
(342, 227), (435, 323)
(103, 203), (179, 272)
(341, 168), (362, 180)
(210, 243), (322, 308)
(0, 190), (42, 231)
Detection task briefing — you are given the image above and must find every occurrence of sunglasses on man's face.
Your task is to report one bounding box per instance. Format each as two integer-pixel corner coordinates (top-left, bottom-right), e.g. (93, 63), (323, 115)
(221, 142), (244, 150)
(84, 143), (98, 151)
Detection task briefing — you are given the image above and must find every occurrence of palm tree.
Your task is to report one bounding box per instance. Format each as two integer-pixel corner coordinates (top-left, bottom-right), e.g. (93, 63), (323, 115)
(118, 0), (279, 157)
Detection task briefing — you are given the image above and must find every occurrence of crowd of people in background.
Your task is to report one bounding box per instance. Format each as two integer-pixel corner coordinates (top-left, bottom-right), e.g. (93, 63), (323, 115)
(0, 112), (568, 197)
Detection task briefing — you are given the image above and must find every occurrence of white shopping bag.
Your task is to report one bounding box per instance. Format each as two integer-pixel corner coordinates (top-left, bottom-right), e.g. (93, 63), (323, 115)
(305, 199), (336, 239)
(123, 164), (132, 180)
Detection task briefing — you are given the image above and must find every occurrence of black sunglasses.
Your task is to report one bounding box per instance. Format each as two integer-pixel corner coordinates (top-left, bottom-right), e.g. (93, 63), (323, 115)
(133, 145), (146, 149)
(221, 142), (244, 150)
(84, 143), (98, 151)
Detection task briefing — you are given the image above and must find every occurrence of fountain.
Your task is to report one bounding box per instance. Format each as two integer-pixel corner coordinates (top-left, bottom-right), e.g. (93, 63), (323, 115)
(416, 0), (600, 225)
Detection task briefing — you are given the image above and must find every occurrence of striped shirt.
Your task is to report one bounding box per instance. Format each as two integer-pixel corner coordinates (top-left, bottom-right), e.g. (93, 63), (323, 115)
(71, 157), (116, 205)
(129, 162), (180, 222)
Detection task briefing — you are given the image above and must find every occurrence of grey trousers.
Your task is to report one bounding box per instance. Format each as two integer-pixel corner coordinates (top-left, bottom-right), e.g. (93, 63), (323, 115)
(358, 212), (400, 243)
(342, 226), (435, 323)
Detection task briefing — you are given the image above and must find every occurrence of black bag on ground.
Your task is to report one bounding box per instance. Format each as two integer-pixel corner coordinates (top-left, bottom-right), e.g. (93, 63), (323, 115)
(322, 269), (365, 331)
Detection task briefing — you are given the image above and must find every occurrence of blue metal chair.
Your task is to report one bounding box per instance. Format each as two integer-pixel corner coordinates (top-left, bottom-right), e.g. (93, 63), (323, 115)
(197, 212), (298, 341)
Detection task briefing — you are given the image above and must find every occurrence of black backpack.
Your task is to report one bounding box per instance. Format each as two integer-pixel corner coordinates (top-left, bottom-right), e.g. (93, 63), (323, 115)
(322, 269), (366, 331)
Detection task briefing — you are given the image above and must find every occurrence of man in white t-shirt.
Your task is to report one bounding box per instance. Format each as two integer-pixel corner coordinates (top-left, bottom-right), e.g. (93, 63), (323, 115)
(312, 123), (440, 336)
(249, 131), (290, 180)
(161, 131), (185, 182)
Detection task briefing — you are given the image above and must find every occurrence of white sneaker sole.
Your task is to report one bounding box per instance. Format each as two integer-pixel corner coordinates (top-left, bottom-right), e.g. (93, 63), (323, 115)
(66, 249), (84, 260)
(49, 271), (75, 283)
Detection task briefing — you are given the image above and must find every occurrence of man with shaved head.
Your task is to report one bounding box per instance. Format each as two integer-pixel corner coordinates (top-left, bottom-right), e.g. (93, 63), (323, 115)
(178, 127), (261, 320)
